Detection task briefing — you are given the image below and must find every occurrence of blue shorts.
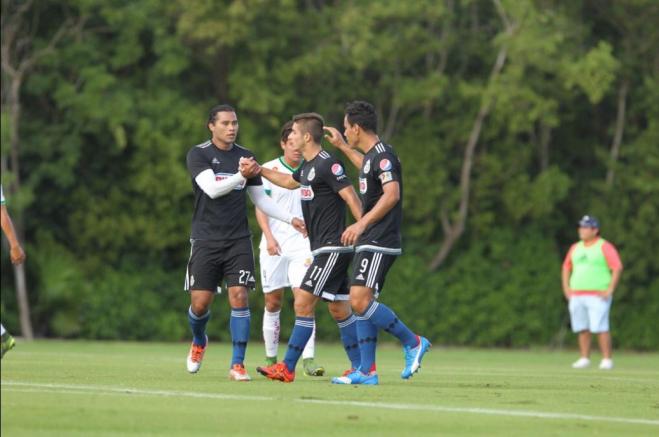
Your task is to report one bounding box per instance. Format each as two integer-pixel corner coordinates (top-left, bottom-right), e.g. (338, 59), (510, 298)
(568, 295), (612, 334)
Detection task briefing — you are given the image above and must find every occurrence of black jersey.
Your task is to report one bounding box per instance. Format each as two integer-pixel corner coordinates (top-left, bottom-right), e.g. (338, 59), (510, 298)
(357, 142), (403, 253)
(292, 150), (352, 255)
(186, 140), (263, 241)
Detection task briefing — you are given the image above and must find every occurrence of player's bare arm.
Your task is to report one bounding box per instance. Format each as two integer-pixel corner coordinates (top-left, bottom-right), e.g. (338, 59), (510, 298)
(324, 126), (364, 169)
(258, 165), (300, 190)
(255, 207), (281, 256)
(341, 181), (399, 246)
(337, 185), (363, 222)
(1, 204), (26, 265)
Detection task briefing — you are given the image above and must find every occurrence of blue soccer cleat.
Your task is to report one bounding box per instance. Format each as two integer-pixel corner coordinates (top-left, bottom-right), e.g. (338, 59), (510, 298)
(401, 336), (431, 379)
(331, 369), (379, 385)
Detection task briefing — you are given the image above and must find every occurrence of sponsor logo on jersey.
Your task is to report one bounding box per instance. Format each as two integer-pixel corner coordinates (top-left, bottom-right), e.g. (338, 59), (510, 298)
(331, 163), (344, 176)
(304, 280), (314, 287)
(355, 273), (365, 281)
(212, 158), (220, 165)
(215, 172), (247, 190)
(379, 171), (393, 183)
(304, 258), (312, 268)
(308, 167), (316, 181)
(363, 159), (371, 174)
(300, 184), (315, 200)
(359, 177), (367, 194)
(379, 159), (392, 171)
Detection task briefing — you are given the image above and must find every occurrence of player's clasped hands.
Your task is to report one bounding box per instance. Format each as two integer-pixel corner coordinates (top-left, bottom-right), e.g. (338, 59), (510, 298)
(239, 157), (261, 178)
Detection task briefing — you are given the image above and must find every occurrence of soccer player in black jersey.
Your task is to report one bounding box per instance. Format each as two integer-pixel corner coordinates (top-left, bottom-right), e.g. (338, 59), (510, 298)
(242, 113), (364, 382)
(325, 101), (430, 385)
(185, 104), (305, 381)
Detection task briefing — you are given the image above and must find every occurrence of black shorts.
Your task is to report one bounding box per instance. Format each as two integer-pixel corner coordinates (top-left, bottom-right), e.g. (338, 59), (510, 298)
(185, 238), (256, 292)
(350, 250), (398, 295)
(299, 252), (352, 301)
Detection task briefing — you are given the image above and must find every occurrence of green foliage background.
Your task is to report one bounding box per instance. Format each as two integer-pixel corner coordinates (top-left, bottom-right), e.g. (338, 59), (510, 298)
(1, 0), (657, 349)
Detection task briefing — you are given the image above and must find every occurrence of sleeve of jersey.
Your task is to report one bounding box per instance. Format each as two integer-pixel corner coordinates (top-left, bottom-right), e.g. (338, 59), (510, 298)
(601, 242), (623, 270)
(562, 244), (576, 270)
(247, 186), (294, 224)
(186, 147), (210, 179)
(373, 152), (401, 186)
(323, 159), (352, 193)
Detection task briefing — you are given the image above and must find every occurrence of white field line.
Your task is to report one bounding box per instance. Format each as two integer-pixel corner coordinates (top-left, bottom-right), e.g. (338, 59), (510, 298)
(2, 381), (658, 427)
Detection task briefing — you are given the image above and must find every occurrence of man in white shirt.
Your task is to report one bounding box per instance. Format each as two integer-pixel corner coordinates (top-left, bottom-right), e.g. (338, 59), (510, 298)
(256, 121), (324, 376)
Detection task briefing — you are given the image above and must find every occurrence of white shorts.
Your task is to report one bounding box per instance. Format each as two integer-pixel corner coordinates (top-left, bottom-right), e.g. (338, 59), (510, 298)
(259, 250), (313, 293)
(569, 295), (612, 334)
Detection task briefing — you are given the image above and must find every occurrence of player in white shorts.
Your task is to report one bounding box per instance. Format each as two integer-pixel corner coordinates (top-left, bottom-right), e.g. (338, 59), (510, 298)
(256, 121), (325, 376)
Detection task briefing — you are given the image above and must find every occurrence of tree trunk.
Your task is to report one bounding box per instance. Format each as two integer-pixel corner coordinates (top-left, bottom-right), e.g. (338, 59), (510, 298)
(428, 0), (513, 270)
(605, 79), (629, 187)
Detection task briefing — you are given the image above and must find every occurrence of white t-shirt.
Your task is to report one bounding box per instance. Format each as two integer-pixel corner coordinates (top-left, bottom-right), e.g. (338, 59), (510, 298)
(258, 157), (310, 254)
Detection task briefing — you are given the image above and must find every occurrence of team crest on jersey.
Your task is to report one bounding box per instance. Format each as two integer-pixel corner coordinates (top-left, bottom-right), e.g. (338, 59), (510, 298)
(308, 167), (316, 181)
(359, 177), (367, 194)
(331, 163), (344, 176)
(363, 159), (371, 174)
(215, 172), (247, 190)
(300, 184), (315, 200)
(379, 159), (392, 171)
(304, 258), (312, 268)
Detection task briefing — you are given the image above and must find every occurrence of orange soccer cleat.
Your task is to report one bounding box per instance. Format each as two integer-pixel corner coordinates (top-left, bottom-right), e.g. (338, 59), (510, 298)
(256, 362), (295, 383)
(186, 336), (208, 373)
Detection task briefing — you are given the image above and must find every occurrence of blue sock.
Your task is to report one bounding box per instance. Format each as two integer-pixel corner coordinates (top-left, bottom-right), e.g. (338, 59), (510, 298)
(336, 315), (361, 370)
(188, 306), (210, 346)
(230, 307), (250, 366)
(283, 317), (314, 372)
(356, 317), (378, 373)
(362, 300), (417, 348)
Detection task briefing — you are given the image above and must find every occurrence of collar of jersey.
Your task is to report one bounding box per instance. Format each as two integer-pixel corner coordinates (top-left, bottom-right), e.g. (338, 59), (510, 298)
(278, 156), (303, 172)
(210, 139), (234, 151)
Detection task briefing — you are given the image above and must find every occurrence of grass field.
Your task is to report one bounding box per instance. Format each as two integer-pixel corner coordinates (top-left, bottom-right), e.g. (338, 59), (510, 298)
(1, 340), (658, 436)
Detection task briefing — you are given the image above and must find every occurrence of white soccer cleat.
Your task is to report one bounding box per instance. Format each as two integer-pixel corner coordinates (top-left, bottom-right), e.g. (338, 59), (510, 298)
(186, 336), (208, 373)
(228, 364), (252, 381)
(571, 357), (591, 369)
(599, 358), (614, 370)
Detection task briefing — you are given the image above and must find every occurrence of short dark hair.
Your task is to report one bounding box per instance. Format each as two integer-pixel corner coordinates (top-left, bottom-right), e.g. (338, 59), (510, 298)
(345, 100), (377, 133)
(292, 112), (324, 144)
(280, 120), (294, 143)
(208, 104), (236, 125)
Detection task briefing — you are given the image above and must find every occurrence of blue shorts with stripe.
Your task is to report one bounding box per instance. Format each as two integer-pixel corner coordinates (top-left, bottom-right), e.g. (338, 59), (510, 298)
(299, 251), (352, 302)
(350, 249), (398, 296)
